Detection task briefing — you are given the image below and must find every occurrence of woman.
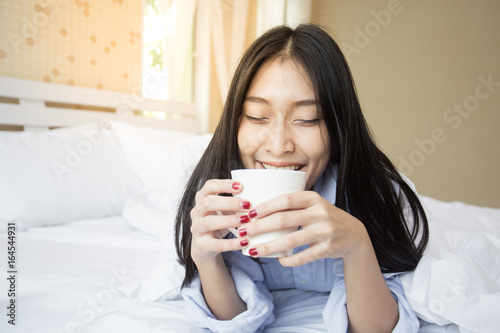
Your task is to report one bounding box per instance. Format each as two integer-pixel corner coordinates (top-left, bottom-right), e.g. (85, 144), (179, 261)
(175, 24), (428, 332)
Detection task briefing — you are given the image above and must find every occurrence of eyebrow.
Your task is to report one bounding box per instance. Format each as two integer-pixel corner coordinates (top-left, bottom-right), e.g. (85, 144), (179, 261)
(244, 96), (318, 108)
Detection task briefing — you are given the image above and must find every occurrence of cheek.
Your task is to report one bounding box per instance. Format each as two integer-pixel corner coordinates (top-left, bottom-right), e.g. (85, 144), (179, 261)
(298, 129), (330, 160)
(237, 123), (261, 166)
(237, 124), (251, 152)
(300, 130), (331, 188)
(315, 138), (331, 168)
(312, 141), (331, 161)
(238, 122), (271, 150)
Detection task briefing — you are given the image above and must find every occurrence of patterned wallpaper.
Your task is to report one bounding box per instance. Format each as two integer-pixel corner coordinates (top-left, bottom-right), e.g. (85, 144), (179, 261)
(0, 0), (142, 93)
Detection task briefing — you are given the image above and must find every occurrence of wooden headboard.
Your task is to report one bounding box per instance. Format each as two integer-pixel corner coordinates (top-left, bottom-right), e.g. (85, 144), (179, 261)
(0, 76), (200, 132)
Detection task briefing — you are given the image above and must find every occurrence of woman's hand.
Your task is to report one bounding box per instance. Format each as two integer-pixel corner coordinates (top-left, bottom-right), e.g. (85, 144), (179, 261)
(190, 179), (251, 319)
(240, 191), (372, 266)
(189, 179), (251, 264)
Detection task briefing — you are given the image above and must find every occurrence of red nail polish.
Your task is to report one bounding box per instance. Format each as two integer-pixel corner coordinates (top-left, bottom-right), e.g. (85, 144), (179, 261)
(239, 215), (250, 223)
(240, 239), (248, 247)
(249, 248), (258, 256)
(232, 182), (241, 190)
(248, 209), (258, 218)
(241, 201), (251, 209)
(239, 228), (247, 237)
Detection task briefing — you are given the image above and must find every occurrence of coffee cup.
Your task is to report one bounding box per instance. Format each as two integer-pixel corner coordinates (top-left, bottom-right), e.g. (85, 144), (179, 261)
(230, 169), (306, 257)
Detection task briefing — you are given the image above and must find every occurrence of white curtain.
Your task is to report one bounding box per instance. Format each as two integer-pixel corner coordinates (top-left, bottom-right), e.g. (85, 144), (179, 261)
(159, 0), (196, 100)
(210, 0), (250, 104)
(256, 0), (312, 36)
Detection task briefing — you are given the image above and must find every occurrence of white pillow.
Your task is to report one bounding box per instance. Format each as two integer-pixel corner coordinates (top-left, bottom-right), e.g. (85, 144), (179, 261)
(123, 134), (212, 237)
(401, 196), (500, 332)
(0, 123), (143, 231)
(110, 120), (197, 189)
(121, 133), (212, 301)
(122, 133), (212, 240)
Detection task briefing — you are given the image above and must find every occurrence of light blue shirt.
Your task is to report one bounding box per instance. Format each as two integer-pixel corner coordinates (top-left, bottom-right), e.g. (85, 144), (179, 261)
(182, 164), (420, 332)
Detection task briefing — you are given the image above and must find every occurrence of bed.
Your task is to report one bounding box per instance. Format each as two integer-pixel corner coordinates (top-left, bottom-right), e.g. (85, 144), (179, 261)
(0, 76), (499, 333)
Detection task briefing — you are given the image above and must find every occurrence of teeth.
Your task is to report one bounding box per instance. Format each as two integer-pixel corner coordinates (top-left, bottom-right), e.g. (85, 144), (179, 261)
(262, 163), (301, 170)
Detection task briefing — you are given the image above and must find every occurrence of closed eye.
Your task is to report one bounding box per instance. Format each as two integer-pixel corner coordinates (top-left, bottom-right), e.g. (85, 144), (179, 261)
(245, 115), (268, 124)
(294, 119), (320, 126)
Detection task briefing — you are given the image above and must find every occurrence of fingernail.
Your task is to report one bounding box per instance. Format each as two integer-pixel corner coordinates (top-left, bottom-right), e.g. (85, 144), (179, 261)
(238, 228), (247, 237)
(248, 209), (258, 219)
(239, 215), (250, 223)
(232, 182), (241, 190)
(240, 239), (249, 247)
(249, 248), (258, 256)
(241, 201), (251, 209)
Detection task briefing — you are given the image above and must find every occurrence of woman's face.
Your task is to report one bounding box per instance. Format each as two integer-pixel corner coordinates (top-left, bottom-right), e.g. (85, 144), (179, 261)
(237, 58), (331, 190)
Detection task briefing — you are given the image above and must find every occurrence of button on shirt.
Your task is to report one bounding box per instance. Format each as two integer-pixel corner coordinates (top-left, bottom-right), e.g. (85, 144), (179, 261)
(181, 164), (420, 333)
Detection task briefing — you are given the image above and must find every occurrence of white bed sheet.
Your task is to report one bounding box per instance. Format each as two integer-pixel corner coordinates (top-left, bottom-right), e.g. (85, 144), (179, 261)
(0, 216), (191, 333)
(0, 215), (460, 333)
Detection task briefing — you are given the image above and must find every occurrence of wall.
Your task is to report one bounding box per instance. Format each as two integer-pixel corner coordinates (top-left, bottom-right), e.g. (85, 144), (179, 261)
(311, 0), (500, 208)
(0, 0), (142, 93)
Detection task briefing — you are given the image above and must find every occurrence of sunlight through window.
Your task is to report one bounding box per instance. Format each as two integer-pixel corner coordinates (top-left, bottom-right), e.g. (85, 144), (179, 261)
(142, 0), (177, 100)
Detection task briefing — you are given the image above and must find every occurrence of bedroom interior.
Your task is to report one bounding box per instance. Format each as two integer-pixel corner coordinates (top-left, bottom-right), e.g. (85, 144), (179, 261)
(0, 0), (499, 332)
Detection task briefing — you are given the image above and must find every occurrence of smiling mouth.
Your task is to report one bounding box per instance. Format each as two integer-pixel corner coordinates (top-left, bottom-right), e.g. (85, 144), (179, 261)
(260, 162), (304, 171)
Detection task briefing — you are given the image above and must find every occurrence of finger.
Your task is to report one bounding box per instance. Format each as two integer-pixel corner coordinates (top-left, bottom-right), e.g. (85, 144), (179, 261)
(191, 214), (250, 234)
(243, 207), (316, 236)
(195, 179), (244, 204)
(247, 229), (310, 259)
(253, 191), (319, 219)
(198, 235), (250, 253)
(191, 188), (252, 219)
(202, 178), (243, 195)
(216, 211), (240, 237)
(192, 195), (252, 219)
(278, 243), (330, 266)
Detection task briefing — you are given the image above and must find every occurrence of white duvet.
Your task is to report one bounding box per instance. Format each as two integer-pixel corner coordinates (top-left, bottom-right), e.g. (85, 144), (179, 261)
(401, 196), (500, 333)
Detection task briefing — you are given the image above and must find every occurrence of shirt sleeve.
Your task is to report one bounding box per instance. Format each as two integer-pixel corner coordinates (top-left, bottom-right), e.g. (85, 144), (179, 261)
(322, 260), (420, 332)
(181, 251), (275, 333)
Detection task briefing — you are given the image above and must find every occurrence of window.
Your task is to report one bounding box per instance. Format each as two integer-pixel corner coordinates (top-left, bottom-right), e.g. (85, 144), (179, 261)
(142, 0), (194, 102)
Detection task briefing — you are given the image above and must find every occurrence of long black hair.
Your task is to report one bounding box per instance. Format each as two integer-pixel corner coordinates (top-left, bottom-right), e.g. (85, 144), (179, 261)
(175, 24), (428, 288)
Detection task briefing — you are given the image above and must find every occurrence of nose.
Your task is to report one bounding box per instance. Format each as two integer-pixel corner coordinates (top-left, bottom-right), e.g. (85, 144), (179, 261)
(264, 122), (295, 156)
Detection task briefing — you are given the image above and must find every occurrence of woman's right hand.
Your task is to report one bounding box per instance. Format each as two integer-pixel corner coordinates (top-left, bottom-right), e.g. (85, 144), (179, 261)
(189, 179), (251, 264)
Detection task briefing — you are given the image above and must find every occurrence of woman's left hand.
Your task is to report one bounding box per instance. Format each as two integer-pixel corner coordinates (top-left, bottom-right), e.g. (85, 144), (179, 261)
(242, 191), (372, 266)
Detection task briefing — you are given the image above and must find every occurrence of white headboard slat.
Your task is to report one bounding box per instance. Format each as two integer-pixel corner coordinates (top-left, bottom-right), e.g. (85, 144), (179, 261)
(0, 76), (200, 133)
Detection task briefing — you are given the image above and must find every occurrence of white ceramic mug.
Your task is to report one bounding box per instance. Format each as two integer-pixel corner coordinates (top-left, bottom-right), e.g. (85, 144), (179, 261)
(230, 169), (307, 257)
